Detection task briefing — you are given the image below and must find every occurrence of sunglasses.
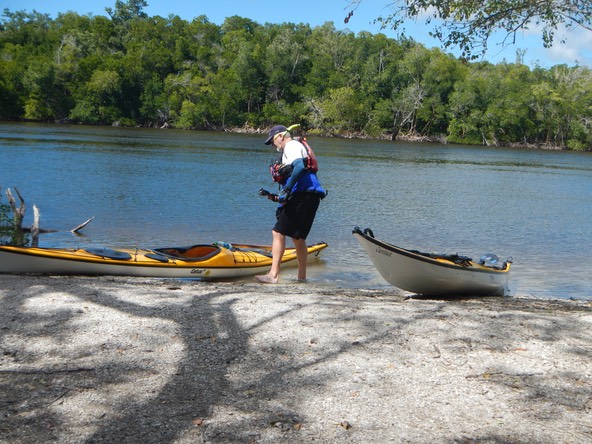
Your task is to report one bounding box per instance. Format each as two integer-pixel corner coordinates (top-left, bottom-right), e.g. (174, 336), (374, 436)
(273, 131), (286, 142)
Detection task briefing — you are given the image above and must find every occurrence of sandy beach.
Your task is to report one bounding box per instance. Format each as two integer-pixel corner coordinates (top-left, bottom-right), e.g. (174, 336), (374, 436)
(1, 274), (591, 443)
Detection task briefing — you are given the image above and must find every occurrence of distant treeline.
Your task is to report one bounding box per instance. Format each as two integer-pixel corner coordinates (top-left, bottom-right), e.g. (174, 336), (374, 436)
(1, 3), (591, 150)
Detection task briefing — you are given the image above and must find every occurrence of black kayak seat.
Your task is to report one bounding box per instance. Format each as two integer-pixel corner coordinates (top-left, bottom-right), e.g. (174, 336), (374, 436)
(145, 252), (170, 263)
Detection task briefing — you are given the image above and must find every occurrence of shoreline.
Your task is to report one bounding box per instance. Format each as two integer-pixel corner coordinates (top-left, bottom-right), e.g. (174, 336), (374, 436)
(1, 274), (591, 443)
(142, 123), (575, 151)
(5, 119), (574, 151)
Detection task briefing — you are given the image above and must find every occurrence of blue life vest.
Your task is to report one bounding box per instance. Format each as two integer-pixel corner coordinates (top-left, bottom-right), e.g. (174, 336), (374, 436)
(289, 170), (326, 196)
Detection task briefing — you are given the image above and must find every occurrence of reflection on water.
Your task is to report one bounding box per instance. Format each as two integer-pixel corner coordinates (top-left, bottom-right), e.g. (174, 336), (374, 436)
(1, 122), (591, 300)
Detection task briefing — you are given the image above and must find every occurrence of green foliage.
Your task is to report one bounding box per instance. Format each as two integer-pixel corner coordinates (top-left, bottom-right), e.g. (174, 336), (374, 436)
(261, 101), (294, 126)
(320, 87), (367, 134)
(0, 3), (591, 150)
(106, 0), (148, 23)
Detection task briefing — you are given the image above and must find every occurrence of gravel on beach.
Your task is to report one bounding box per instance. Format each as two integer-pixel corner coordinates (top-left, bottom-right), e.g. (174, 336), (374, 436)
(1, 274), (591, 443)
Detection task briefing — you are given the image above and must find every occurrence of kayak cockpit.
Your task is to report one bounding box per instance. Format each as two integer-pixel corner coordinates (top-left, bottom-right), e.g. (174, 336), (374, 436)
(153, 244), (222, 262)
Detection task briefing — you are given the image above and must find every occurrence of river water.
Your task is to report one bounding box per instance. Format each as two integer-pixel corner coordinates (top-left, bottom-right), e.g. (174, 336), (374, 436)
(1, 122), (591, 300)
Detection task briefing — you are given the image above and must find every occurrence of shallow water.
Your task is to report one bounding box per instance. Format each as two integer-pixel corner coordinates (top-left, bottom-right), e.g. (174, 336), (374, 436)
(1, 122), (591, 300)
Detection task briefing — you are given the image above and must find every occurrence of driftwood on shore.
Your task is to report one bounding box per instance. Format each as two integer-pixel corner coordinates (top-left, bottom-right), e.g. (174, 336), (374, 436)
(2, 186), (93, 246)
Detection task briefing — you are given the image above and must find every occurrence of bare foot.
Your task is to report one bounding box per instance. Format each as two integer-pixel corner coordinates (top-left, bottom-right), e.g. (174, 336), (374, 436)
(255, 274), (279, 284)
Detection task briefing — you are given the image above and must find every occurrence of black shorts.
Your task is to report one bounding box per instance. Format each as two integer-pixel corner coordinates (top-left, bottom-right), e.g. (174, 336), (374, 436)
(273, 192), (321, 240)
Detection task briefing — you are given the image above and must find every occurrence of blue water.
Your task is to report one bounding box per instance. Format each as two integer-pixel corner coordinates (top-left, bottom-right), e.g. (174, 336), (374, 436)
(1, 122), (591, 300)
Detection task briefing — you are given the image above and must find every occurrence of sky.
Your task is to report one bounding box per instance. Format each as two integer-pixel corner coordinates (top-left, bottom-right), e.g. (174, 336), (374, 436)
(3, 0), (591, 68)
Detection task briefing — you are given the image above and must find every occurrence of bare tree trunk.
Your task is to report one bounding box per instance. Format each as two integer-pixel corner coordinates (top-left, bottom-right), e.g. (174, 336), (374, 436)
(31, 205), (40, 247)
(392, 110), (401, 140)
(6, 187), (26, 231)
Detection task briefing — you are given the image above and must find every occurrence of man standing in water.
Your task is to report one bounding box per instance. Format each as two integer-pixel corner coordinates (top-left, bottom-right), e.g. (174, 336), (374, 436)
(256, 125), (326, 284)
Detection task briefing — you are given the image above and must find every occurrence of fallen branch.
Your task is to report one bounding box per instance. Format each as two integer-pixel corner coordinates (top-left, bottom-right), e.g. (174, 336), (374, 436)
(3, 187), (94, 244)
(20, 218), (94, 235)
(71, 216), (94, 233)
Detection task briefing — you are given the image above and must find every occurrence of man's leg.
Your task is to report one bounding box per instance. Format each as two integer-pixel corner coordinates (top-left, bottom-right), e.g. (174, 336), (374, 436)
(293, 237), (308, 281)
(255, 229), (285, 283)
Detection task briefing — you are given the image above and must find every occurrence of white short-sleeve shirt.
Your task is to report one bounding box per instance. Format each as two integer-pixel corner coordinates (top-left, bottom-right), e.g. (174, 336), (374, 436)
(282, 139), (307, 165)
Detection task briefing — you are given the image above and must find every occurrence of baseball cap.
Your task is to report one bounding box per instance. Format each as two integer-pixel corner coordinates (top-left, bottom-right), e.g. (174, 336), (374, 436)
(264, 125), (288, 145)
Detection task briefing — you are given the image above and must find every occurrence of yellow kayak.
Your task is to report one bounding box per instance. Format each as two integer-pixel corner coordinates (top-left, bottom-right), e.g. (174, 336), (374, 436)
(0, 241), (328, 279)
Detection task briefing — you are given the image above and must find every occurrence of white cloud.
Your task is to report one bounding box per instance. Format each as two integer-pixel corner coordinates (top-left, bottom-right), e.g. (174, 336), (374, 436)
(547, 27), (592, 66)
(509, 24), (592, 67)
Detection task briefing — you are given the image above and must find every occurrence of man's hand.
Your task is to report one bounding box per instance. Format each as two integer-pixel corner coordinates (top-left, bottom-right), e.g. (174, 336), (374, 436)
(259, 188), (279, 202)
